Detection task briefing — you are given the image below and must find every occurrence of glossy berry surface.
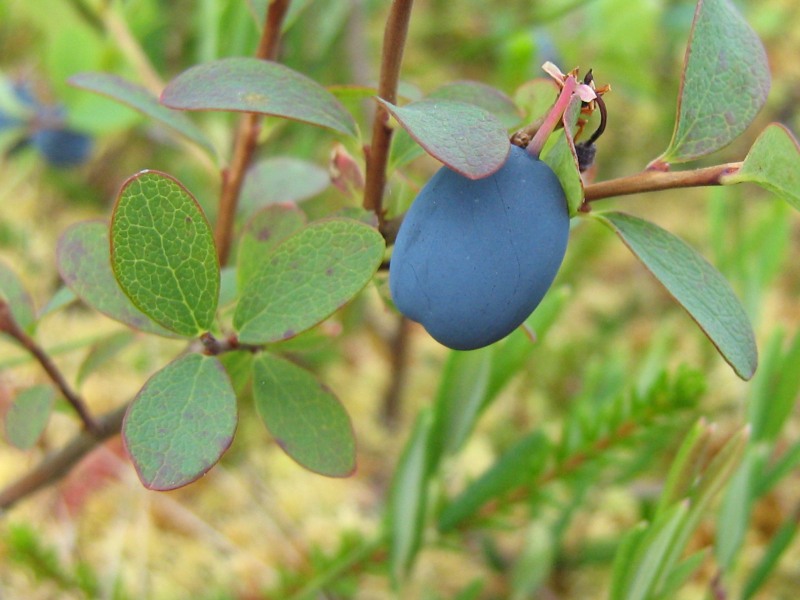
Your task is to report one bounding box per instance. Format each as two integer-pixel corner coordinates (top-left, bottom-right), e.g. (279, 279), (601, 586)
(390, 144), (569, 350)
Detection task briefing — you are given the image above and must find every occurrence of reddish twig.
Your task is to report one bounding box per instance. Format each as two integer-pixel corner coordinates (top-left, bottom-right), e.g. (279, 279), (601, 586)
(363, 0), (415, 230)
(214, 0), (291, 265)
(381, 317), (412, 429)
(0, 302), (99, 435)
(527, 75), (578, 159)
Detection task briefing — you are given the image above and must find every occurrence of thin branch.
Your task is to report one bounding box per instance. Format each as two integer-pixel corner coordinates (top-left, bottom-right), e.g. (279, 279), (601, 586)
(381, 316), (412, 429)
(363, 0), (415, 228)
(0, 403), (126, 512)
(584, 162), (742, 202)
(0, 302), (99, 435)
(101, 5), (164, 95)
(214, 0), (291, 266)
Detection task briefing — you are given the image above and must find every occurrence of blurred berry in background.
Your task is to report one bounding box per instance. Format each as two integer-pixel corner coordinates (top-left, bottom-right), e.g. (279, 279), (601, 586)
(0, 74), (92, 168)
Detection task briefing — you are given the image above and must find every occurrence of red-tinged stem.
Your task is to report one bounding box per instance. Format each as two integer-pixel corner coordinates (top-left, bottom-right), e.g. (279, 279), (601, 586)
(583, 162), (742, 202)
(215, 0), (290, 266)
(363, 0), (415, 230)
(0, 302), (100, 435)
(527, 76), (578, 159)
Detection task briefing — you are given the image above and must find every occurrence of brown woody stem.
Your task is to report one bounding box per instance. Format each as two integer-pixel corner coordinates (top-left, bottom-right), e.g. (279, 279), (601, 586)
(0, 403), (127, 512)
(583, 162), (742, 202)
(214, 0), (291, 265)
(0, 302), (100, 435)
(363, 0), (415, 229)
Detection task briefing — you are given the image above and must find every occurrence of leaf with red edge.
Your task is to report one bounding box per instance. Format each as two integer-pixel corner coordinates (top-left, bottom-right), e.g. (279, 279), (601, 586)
(428, 81), (523, 128)
(378, 98), (510, 179)
(596, 211), (757, 380)
(252, 353), (356, 477)
(57, 221), (175, 337)
(123, 354), (237, 491)
(722, 123), (800, 210)
(161, 57), (357, 137)
(656, 0), (770, 164)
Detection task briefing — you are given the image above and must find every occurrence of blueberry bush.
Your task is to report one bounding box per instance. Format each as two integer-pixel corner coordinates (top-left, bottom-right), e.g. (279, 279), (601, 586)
(1, 0), (800, 597)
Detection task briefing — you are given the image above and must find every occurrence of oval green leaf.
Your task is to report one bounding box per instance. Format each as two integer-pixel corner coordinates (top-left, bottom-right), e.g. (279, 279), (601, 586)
(596, 211), (757, 380)
(69, 73), (216, 156)
(160, 57), (357, 137)
(240, 157), (329, 214)
(111, 171), (220, 337)
(237, 204), (307, 292)
(57, 221), (175, 337)
(722, 123), (800, 210)
(234, 218), (385, 344)
(123, 354), (237, 491)
(428, 81), (523, 129)
(657, 0), (770, 163)
(378, 98), (510, 179)
(0, 260), (35, 335)
(252, 353), (355, 477)
(5, 385), (55, 450)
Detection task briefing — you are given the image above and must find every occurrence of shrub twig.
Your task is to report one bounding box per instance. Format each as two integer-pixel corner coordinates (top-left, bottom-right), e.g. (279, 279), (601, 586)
(214, 0), (291, 265)
(0, 302), (99, 436)
(584, 162), (742, 202)
(363, 0), (415, 229)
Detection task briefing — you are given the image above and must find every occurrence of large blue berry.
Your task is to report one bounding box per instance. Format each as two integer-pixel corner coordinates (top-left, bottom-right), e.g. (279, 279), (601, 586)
(390, 144), (569, 350)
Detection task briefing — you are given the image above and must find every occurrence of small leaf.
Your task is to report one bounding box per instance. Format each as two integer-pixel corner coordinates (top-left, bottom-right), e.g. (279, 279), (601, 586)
(76, 331), (135, 386)
(596, 211), (757, 380)
(0, 260), (35, 334)
(715, 451), (756, 569)
(123, 354), (237, 491)
(722, 123), (800, 210)
(542, 95), (584, 216)
(161, 57), (357, 137)
(68, 73), (216, 156)
(111, 171), (220, 337)
(430, 347), (494, 465)
(240, 157), (329, 214)
(57, 221), (175, 337)
(234, 218), (385, 344)
(741, 514), (799, 600)
(654, 418), (713, 518)
(388, 408), (434, 583)
(623, 502), (691, 600)
(428, 81), (523, 128)
(438, 432), (549, 532)
(252, 353), (355, 477)
(237, 204), (307, 291)
(5, 385), (55, 450)
(218, 350), (254, 397)
(514, 78), (559, 124)
(38, 287), (77, 320)
(378, 98), (510, 179)
(657, 0), (770, 163)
